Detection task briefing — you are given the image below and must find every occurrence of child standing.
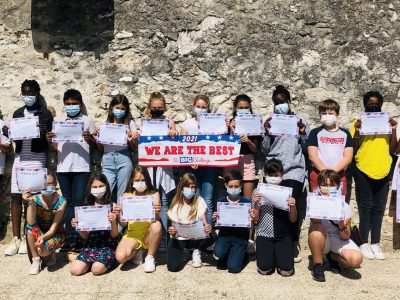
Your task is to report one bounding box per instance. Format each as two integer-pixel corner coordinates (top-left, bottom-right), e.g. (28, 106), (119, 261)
(46, 89), (99, 252)
(226, 94), (259, 198)
(114, 166), (162, 273)
(167, 173), (214, 272)
(308, 169), (363, 282)
(140, 92), (177, 250)
(100, 94), (137, 202)
(253, 159), (297, 277)
(70, 173), (119, 276)
(308, 99), (353, 196)
(180, 94), (218, 225)
(0, 115), (11, 232)
(213, 170), (259, 273)
(22, 172), (66, 275)
(4, 80), (53, 256)
(262, 85), (309, 262)
(351, 91), (397, 260)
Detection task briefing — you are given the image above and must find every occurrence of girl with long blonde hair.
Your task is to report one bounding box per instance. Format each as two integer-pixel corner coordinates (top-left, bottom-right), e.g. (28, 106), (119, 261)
(166, 173), (215, 272)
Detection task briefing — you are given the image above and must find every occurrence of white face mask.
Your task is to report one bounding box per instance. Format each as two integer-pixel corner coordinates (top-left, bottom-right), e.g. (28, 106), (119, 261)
(265, 176), (283, 185)
(193, 107), (208, 116)
(321, 114), (337, 127)
(133, 181), (147, 192)
(91, 186), (107, 199)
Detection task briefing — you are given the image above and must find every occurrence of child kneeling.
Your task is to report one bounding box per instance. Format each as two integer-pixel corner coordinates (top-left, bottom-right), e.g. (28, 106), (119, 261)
(253, 159), (297, 277)
(308, 169), (363, 282)
(213, 170), (259, 273)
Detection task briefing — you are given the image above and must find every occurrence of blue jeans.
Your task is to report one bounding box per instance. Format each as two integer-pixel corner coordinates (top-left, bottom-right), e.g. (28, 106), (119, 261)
(102, 150), (133, 202)
(186, 167), (217, 225)
(160, 187), (171, 234)
(214, 235), (248, 273)
(57, 172), (91, 237)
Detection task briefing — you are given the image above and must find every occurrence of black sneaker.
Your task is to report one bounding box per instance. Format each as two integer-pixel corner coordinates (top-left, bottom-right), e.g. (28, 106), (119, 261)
(327, 252), (341, 274)
(312, 263), (326, 282)
(60, 237), (73, 253)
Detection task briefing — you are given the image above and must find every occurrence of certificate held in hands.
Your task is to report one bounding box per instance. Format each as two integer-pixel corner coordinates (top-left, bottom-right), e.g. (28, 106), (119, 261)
(197, 113), (228, 135)
(75, 205), (111, 232)
(8, 116), (40, 141)
(120, 195), (155, 222)
(235, 114), (264, 136)
(16, 167), (47, 193)
(216, 202), (251, 228)
(360, 112), (391, 135)
(269, 114), (299, 137)
(306, 195), (345, 221)
(52, 121), (84, 143)
(257, 183), (292, 211)
(141, 119), (169, 136)
(97, 122), (128, 146)
(173, 220), (208, 240)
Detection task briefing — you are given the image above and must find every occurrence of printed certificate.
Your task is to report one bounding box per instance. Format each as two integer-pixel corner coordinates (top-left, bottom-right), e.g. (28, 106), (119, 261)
(269, 114), (299, 137)
(173, 220), (208, 240)
(360, 112), (391, 135)
(216, 202), (251, 228)
(306, 195), (345, 221)
(235, 114), (264, 136)
(257, 183), (292, 211)
(75, 205), (111, 231)
(120, 195), (155, 222)
(8, 116), (40, 140)
(97, 122), (128, 146)
(16, 167), (47, 193)
(52, 121), (84, 143)
(197, 113), (228, 135)
(141, 119), (169, 136)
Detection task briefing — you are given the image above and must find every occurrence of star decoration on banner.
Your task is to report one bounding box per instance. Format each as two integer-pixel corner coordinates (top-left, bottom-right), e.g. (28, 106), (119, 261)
(206, 135), (210, 140)
(217, 135), (222, 140)
(159, 136), (164, 140)
(229, 136), (234, 140)
(147, 136), (152, 141)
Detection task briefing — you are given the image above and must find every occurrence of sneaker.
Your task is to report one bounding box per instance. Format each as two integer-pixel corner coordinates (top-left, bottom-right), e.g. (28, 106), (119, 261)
(60, 237), (73, 253)
(18, 237), (28, 254)
(326, 252), (341, 274)
(293, 242), (302, 263)
(192, 249), (202, 268)
(73, 237), (85, 252)
(4, 236), (22, 256)
(371, 243), (385, 260)
(46, 252), (57, 266)
(247, 240), (256, 255)
(312, 263), (326, 282)
(144, 255), (156, 273)
(360, 243), (375, 260)
(29, 258), (41, 275)
(133, 248), (143, 265)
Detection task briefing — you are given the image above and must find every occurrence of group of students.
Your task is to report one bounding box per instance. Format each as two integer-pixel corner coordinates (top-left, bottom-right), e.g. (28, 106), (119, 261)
(0, 80), (397, 283)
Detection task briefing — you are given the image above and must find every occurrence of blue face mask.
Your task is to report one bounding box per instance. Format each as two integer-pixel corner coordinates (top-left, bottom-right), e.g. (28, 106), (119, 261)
(22, 95), (37, 107)
(236, 109), (251, 115)
(193, 107), (208, 116)
(183, 187), (196, 200)
(113, 108), (126, 119)
(41, 185), (56, 196)
(227, 187), (241, 197)
(274, 103), (290, 114)
(64, 105), (81, 117)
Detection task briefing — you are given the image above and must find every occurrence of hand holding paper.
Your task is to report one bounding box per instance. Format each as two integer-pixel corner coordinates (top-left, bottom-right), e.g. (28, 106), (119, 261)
(75, 205), (111, 231)
(269, 114), (299, 137)
(141, 119), (169, 136)
(306, 195), (345, 221)
(360, 112), (391, 135)
(173, 220), (208, 239)
(216, 202), (251, 228)
(257, 183), (292, 211)
(197, 113), (228, 135)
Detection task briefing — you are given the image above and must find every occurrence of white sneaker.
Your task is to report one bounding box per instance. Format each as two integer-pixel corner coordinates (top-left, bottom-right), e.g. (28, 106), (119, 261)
(293, 242), (302, 263)
(4, 237), (22, 256)
(18, 237), (28, 255)
(371, 243), (385, 260)
(247, 240), (256, 255)
(29, 258), (41, 275)
(360, 243), (375, 260)
(132, 248), (143, 265)
(46, 252), (57, 266)
(143, 255), (156, 273)
(192, 249), (202, 268)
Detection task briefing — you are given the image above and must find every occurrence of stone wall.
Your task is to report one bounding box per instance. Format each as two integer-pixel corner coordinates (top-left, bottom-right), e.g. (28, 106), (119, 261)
(0, 0), (400, 248)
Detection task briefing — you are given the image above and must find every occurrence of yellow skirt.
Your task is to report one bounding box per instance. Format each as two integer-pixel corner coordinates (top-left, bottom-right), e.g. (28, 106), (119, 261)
(122, 221), (152, 249)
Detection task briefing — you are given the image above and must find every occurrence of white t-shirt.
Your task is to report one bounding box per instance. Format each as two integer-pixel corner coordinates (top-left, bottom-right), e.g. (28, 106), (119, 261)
(56, 114), (95, 173)
(168, 196), (207, 240)
(0, 120), (10, 175)
(180, 118), (198, 135)
(103, 120), (137, 153)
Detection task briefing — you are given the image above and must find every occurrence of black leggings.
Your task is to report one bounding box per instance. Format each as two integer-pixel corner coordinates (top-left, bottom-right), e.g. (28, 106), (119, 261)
(281, 179), (306, 243)
(167, 233), (216, 272)
(256, 235), (294, 273)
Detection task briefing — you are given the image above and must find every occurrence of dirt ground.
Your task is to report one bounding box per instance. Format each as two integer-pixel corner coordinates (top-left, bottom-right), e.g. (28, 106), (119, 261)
(1, 241), (400, 300)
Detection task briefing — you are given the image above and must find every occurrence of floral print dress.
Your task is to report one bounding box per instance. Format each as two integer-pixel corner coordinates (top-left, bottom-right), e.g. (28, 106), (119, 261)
(76, 230), (119, 268)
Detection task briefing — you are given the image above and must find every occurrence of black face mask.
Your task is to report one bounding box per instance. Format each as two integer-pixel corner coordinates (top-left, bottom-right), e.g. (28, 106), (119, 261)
(150, 108), (164, 118)
(365, 105), (381, 113)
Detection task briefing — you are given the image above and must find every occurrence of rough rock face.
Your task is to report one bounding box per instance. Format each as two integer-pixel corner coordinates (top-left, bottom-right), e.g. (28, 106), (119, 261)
(0, 1), (400, 247)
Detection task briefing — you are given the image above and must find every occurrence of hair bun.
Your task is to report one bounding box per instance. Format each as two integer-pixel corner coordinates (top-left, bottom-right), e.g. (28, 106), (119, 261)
(275, 85), (287, 92)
